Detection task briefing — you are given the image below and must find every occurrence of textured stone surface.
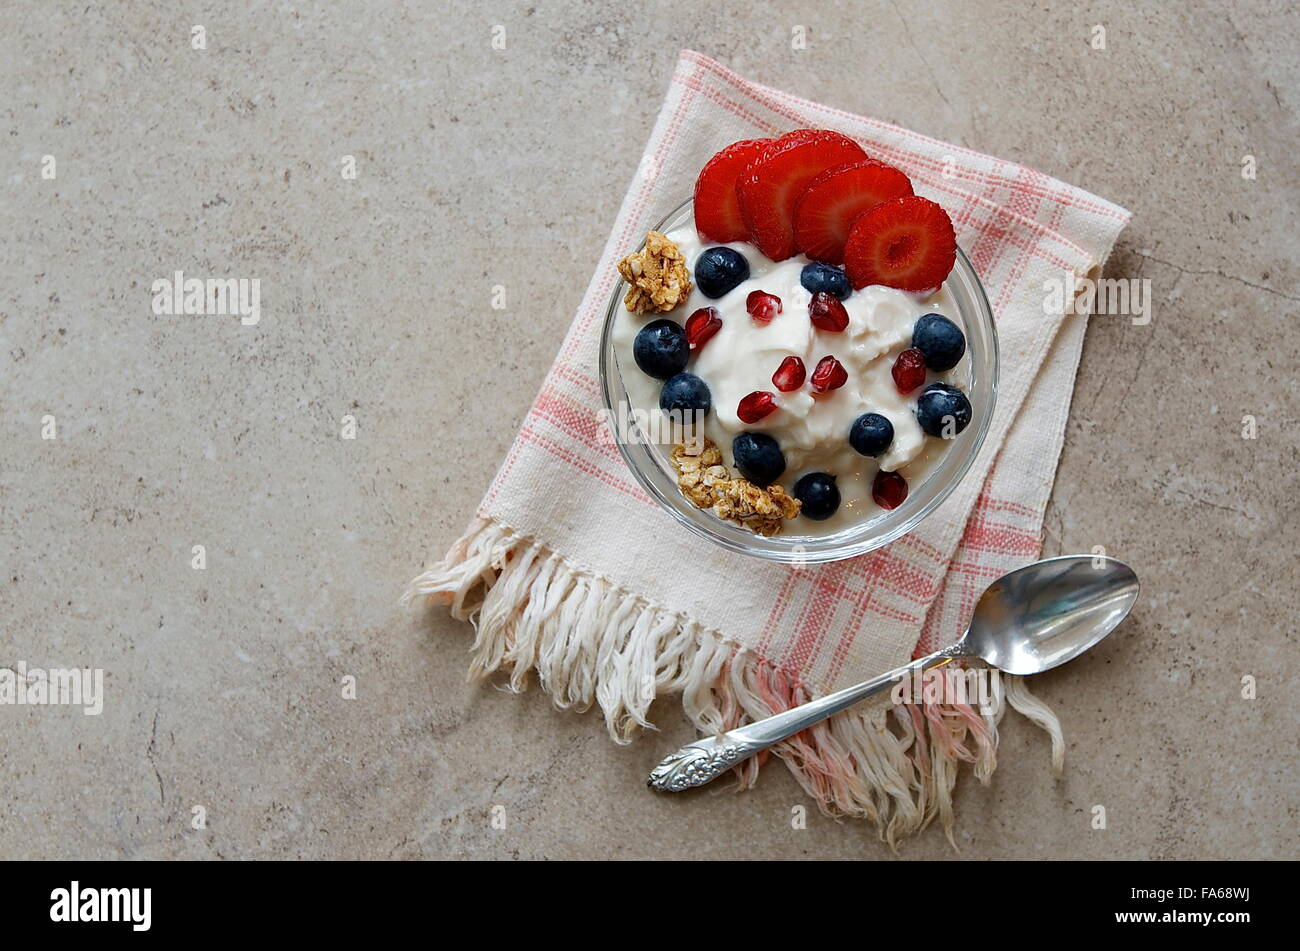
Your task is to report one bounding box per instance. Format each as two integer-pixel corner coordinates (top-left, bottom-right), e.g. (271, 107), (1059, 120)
(1, 1), (1296, 860)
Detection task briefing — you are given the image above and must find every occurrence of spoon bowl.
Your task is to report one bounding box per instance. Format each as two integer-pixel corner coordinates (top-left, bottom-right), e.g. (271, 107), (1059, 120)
(961, 554), (1140, 675)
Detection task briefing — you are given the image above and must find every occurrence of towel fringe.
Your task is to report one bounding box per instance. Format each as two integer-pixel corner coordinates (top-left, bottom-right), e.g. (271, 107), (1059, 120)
(406, 517), (1065, 845)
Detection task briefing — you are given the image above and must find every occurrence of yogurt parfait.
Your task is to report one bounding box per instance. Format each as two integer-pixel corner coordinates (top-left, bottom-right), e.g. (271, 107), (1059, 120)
(612, 129), (977, 538)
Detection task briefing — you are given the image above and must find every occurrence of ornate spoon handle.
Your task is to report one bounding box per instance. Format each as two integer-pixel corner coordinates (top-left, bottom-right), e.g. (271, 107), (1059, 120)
(647, 642), (968, 792)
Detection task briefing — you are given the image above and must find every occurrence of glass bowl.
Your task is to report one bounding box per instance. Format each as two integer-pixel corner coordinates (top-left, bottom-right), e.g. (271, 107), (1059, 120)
(599, 198), (998, 564)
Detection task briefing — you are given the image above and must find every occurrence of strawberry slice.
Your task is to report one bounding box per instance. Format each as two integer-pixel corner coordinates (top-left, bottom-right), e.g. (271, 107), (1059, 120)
(843, 196), (957, 292)
(793, 161), (914, 263)
(737, 130), (868, 261)
(693, 138), (773, 243)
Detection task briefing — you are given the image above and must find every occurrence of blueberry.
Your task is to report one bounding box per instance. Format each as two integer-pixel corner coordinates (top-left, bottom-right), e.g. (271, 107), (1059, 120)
(800, 262), (851, 300)
(731, 432), (785, 486)
(695, 247), (750, 299)
(849, 413), (894, 457)
(793, 472), (840, 520)
(633, 319), (689, 380)
(915, 383), (972, 437)
(659, 372), (711, 418)
(911, 313), (966, 371)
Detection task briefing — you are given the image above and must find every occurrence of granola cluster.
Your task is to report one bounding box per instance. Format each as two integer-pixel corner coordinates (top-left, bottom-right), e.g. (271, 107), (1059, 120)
(671, 440), (801, 537)
(617, 231), (692, 313)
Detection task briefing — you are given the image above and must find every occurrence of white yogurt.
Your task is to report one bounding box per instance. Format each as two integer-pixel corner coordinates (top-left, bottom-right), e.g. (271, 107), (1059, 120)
(612, 226), (969, 536)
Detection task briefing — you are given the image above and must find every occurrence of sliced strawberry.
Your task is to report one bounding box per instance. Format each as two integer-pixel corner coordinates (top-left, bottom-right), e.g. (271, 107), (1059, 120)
(793, 160), (914, 263)
(693, 138), (773, 243)
(843, 196), (957, 292)
(737, 130), (868, 261)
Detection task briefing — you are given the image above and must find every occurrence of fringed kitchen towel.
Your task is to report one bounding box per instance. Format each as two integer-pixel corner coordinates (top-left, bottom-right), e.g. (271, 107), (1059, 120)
(407, 51), (1131, 845)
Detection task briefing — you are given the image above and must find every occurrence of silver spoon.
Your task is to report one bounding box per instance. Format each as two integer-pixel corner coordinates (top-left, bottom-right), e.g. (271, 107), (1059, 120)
(648, 554), (1139, 792)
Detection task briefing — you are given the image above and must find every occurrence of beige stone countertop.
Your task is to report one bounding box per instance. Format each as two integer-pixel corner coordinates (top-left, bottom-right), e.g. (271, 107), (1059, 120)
(1, 1), (1296, 859)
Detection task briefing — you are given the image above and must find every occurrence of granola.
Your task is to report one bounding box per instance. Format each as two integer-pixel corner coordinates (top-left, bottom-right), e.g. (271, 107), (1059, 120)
(671, 440), (801, 537)
(617, 231), (692, 313)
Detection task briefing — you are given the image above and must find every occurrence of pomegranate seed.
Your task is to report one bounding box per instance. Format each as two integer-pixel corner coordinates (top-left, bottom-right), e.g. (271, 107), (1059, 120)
(809, 355), (847, 394)
(746, 290), (783, 325)
(684, 307), (722, 350)
(737, 390), (778, 423)
(891, 347), (927, 394)
(872, 470), (909, 509)
(772, 356), (806, 392)
(808, 292), (849, 332)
